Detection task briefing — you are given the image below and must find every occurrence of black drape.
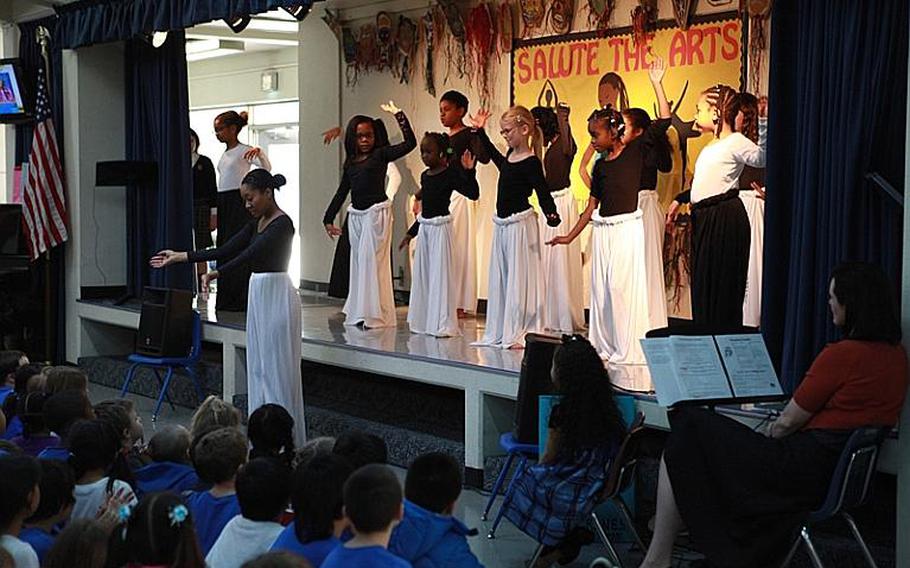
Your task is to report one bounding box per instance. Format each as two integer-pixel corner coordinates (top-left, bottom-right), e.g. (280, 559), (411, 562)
(125, 31), (194, 293)
(762, 0), (908, 392)
(54, 0), (312, 49)
(15, 18), (67, 363)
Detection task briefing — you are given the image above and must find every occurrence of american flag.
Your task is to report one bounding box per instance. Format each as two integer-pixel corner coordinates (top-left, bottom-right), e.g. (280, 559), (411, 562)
(21, 59), (68, 259)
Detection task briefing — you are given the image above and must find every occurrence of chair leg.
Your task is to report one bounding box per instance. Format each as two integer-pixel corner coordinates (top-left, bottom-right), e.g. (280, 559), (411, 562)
(590, 510), (623, 568)
(614, 496), (646, 554)
(121, 363), (140, 398)
(152, 368), (176, 412)
(152, 367), (175, 422)
(483, 452), (517, 521)
(488, 455), (528, 539)
(800, 527), (825, 568)
(842, 513), (878, 568)
(527, 543), (545, 567)
(779, 532), (802, 568)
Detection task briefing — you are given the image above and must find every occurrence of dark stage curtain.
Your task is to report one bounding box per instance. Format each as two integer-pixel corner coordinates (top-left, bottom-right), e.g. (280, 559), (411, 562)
(15, 18), (67, 363)
(762, 0), (908, 392)
(54, 0), (313, 49)
(125, 31), (194, 293)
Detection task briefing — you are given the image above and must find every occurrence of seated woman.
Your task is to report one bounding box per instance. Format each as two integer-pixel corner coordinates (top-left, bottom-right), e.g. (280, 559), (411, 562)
(640, 262), (909, 568)
(502, 335), (627, 566)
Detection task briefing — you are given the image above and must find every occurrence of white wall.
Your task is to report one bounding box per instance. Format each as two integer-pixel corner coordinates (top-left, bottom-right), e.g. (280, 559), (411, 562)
(298, 0), (766, 292)
(189, 47), (298, 108)
(63, 43), (127, 360)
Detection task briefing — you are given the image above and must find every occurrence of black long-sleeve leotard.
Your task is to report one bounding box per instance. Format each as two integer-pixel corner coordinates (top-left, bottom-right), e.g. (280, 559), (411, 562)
(322, 111), (417, 225)
(187, 214), (294, 275)
(476, 128), (559, 222)
(407, 168), (480, 237)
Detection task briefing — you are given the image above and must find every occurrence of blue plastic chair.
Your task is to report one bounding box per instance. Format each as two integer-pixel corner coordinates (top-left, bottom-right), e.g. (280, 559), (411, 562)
(120, 311), (204, 421)
(780, 426), (889, 568)
(483, 431), (539, 538)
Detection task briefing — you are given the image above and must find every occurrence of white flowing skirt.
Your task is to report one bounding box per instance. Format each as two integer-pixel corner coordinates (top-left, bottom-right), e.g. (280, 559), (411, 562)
(472, 208), (542, 349)
(408, 214), (461, 337)
(344, 201), (396, 328)
(246, 272), (306, 447)
(639, 189), (668, 331)
(740, 189), (764, 328)
(589, 210), (651, 391)
(539, 188), (584, 333)
(449, 192), (477, 313)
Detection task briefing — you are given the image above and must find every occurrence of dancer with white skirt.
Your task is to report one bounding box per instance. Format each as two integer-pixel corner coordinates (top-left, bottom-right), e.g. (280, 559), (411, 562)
(549, 58), (672, 391)
(735, 92), (766, 328)
(531, 104), (584, 333)
(400, 133), (479, 337)
(323, 101), (417, 328)
(150, 170), (306, 446)
(469, 106), (561, 349)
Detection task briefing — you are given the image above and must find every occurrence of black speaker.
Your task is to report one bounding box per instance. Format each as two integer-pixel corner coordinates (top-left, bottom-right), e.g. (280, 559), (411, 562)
(96, 161), (158, 186)
(136, 287), (193, 357)
(513, 333), (561, 445)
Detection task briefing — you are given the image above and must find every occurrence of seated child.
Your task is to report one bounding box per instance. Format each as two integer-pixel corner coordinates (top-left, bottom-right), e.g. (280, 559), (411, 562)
(0, 455), (41, 568)
(292, 436), (335, 470)
(389, 452), (483, 568)
(12, 393), (59, 457)
(333, 430), (388, 470)
(134, 425), (200, 496)
(185, 427), (247, 555)
(42, 366), (88, 396)
(117, 492), (205, 568)
(20, 459), (75, 564)
(270, 454), (353, 564)
(322, 464), (412, 568)
(189, 395), (242, 460)
(94, 399), (146, 469)
(248, 403), (296, 468)
(1, 364), (44, 441)
(43, 519), (109, 568)
(206, 458), (291, 568)
(68, 419), (137, 521)
(37, 389), (94, 461)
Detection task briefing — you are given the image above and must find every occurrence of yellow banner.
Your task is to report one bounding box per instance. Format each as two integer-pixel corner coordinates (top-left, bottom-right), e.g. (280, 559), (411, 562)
(512, 14), (744, 209)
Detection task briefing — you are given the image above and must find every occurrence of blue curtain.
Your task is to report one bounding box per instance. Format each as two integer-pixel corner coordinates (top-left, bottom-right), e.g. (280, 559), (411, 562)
(55, 0), (312, 49)
(762, 0), (908, 392)
(125, 30), (194, 294)
(15, 18), (67, 363)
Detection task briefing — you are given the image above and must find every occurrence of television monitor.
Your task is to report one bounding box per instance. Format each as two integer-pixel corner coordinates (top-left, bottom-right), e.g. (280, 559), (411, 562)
(0, 59), (31, 124)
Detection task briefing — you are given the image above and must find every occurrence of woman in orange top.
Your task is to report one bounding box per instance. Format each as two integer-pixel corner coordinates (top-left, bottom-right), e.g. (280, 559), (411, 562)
(639, 262), (908, 568)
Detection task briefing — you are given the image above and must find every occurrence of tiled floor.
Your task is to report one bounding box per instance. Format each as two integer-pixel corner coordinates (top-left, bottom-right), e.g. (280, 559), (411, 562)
(88, 383), (642, 568)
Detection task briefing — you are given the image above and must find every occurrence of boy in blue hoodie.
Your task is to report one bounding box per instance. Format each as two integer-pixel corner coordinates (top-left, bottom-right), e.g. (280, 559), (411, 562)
(322, 464), (412, 568)
(389, 452), (483, 568)
(134, 425), (200, 496)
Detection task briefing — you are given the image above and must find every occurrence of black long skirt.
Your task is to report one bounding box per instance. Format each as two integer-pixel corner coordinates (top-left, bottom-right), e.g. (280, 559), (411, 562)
(690, 190), (750, 329)
(215, 190), (252, 311)
(664, 408), (845, 568)
(327, 215), (350, 299)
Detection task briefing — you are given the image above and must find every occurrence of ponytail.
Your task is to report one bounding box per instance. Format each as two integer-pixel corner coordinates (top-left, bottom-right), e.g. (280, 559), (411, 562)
(241, 169), (286, 192)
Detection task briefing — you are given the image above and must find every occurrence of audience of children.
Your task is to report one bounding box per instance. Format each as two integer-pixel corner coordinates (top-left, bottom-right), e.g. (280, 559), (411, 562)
(189, 394), (243, 459)
(68, 418), (137, 521)
(43, 366), (88, 396)
(248, 403), (297, 468)
(10, 393), (59, 456)
(0, 455), (41, 568)
(332, 429), (388, 469)
(206, 457), (291, 568)
(389, 452), (483, 568)
(185, 425), (247, 555)
(19, 459), (75, 563)
(111, 492), (206, 568)
(270, 453), (353, 565)
(1, 363), (44, 441)
(322, 464), (412, 568)
(38, 389), (95, 461)
(134, 424), (201, 496)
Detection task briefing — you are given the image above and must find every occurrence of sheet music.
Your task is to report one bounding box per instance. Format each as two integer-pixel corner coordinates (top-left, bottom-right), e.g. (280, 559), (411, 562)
(641, 338), (683, 407)
(715, 334), (783, 397)
(669, 336), (731, 400)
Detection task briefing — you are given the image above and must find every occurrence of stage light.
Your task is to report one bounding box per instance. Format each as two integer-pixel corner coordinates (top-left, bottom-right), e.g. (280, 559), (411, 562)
(151, 31), (168, 48)
(224, 15), (251, 33)
(281, 5), (312, 21)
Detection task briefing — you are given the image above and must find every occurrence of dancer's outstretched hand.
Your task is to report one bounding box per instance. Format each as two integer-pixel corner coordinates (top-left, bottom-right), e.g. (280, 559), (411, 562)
(200, 270), (219, 293)
(380, 100), (402, 114)
(322, 126), (342, 145)
(150, 250), (186, 268)
(546, 235), (572, 246)
(243, 146), (263, 161)
(648, 55), (666, 84)
(468, 109), (491, 130)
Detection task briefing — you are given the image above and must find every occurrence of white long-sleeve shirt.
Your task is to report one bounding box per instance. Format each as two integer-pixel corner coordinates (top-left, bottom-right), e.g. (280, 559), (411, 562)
(217, 143), (271, 192)
(691, 117), (766, 203)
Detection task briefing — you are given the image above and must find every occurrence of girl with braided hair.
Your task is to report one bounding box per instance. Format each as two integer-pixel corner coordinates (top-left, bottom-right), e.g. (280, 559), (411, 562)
(736, 92), (768, 327)
(667, 84), (767, 328)
(399, 132), (479, 337)
(150, 170), (306, 447)
(502, 335), (626, 565)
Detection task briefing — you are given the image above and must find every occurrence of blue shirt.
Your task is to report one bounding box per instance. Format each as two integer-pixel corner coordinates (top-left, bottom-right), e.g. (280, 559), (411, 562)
(185, 490), (241, 556)
(37, 445), (71, 461)
(0, 386), (12, 406)
(322, 545), (412, 568)
(134, 461), (201, 497)
(1, 416), (23, 440)
(389, 501), (483, 568)
(270, 522), (341, 567)
(19, 527), (53, 564)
